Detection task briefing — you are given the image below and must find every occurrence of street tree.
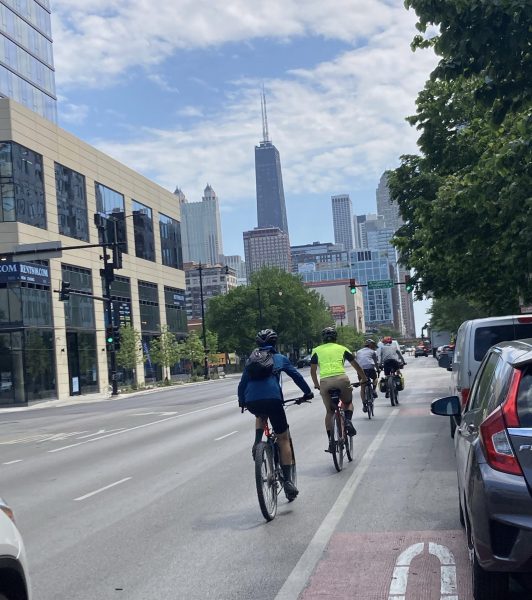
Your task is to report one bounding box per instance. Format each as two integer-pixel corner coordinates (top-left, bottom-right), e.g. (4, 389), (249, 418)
(336, 326), (365, 353)
(427, 296), (483, 334)
(115, 325), (142, 387)
(206, 267), (332, 356)
(388, 0), (532, 314)
(181, 331), (204, 374)
(149, 326), (182, 382)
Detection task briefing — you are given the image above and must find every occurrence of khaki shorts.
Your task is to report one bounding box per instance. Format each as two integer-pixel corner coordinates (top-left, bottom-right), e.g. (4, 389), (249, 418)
(320, 374), (353, 409)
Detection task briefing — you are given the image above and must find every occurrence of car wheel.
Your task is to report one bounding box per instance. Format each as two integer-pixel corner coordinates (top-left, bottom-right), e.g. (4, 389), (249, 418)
(471, 551), (508, 600)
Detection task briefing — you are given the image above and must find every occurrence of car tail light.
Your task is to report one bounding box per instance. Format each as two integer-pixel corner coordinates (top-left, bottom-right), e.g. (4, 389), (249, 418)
(480, 384), (523, 475)
(460, 388), (470, 407)
(501, 369), (523, 428)
(517, 316), (532, 324)
(0, 498), (15, 523)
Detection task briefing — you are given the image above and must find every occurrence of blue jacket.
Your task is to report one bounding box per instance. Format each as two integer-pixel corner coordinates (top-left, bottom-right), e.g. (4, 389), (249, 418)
(238, 350), (311, 405)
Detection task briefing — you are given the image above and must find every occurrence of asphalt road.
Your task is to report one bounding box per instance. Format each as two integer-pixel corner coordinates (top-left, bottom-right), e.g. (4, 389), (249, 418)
(0, 359), (527, 599)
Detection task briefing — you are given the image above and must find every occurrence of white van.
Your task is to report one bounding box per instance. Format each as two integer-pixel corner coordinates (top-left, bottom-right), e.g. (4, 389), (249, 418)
(444, 314), (532, 436)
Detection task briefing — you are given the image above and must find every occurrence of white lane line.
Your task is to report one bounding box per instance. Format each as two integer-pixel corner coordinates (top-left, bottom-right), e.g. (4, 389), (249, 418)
(274, 408), (400, 600)
(2, 459), (22, 465)
(74, 477), (132, 502)
(49, 399), (235, 454)
(215, 431), (238, 441)
(76, 428), (125, 440)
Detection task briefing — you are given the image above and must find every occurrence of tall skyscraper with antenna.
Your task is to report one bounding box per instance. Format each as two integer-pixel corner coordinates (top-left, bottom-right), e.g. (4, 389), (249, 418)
(255, 91), (288, 234)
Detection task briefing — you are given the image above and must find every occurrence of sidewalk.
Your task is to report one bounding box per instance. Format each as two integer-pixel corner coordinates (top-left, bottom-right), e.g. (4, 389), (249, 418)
(0, 373), (241, 413)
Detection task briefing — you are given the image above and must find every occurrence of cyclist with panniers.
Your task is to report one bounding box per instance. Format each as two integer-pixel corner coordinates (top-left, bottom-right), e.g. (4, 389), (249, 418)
(378, 336), (406, 397)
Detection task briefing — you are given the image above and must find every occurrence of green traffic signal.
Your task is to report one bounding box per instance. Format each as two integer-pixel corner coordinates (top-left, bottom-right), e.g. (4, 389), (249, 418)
(350, 287), (357, 294)
(406, 283), (414, 293)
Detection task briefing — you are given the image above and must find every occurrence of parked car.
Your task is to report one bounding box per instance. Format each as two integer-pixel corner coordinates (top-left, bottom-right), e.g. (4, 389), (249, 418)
(439, 315), (532, 437)
(431, 338), (532, 599)
(414, 345), (428, 357)
(436, 344), (454, 360)
(297, 355), (312, 368)
(0, 497), (31, 600)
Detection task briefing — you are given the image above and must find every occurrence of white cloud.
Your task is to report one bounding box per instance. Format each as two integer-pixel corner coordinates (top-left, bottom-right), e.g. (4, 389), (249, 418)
(58, 100), (90, 125)
(52, 0), (420, 87)
(89, 13), (437, 208)
(147, 74), (180, 93)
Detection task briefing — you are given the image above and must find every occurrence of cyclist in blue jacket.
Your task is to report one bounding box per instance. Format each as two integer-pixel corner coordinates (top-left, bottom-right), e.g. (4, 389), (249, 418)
(238, 329), (313, 500)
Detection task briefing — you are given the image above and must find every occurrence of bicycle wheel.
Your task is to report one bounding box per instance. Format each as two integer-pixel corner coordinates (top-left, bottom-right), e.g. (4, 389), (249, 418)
(255, 441), (277, 521)
(345, 419), (354, 462)
(388, 376), (396, 407)
(289, 435), (297, 491)
(331, 411), (344, 472)
(364, 385), (373, 420)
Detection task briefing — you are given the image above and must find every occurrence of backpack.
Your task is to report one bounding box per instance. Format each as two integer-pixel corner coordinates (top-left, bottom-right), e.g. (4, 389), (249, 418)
(245, 348), (277, 380)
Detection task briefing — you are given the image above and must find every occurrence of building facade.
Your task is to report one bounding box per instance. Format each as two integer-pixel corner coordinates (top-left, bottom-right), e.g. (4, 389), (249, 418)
(243, 227), (291, 280)
(290, 241), (346, 273)
(376, 172), (403, 232)
(0, 99), (186, 405)
(331, 194), (355, 251)
(0, 0), (56, 121)
(184, 263), (237, 320)
(305, 280), (365, 332)
(221, 254), (247, 285)
(180, 184), (223, 266)
(255, 140), (288, 234)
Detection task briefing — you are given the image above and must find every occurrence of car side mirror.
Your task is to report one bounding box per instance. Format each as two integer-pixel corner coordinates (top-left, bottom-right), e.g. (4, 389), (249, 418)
(431, 396), (461, 417)
(438, 354), (451, 369)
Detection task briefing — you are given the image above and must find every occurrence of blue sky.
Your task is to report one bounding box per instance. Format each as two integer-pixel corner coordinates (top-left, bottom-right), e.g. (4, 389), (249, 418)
(51, 0), (437, 332)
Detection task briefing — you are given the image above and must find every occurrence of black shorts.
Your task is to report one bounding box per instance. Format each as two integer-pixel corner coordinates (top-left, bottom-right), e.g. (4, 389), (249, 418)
(246, 399), (288, 434)
(383, 359), (400, 376)
(364, 368), (377, 380)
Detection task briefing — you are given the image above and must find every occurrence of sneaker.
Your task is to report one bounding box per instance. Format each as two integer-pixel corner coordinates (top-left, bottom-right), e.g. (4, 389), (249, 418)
(345, 419), (357, 437)
(284, 480), (299, 501)
(325, 440), (335, 453)
(362, 403), (368, 413)
(385, 392), (389, 398)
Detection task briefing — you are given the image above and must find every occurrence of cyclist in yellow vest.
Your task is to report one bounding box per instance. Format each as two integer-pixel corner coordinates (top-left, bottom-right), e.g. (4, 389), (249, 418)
(310, 327), (368, 452)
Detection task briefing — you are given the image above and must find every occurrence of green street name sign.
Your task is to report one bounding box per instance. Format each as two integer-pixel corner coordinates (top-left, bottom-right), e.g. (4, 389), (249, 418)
(367, 279), (394, 290)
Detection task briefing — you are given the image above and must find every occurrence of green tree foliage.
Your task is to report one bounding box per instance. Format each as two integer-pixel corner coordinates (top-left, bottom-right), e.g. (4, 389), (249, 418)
(206, 267), (332, 355)
(427, 296), (483, 334)
(116, 325), (142, 371)
(336, 326), (365, 353)
(149, 326), (182, 381)
(181, 331), (204, 372)
(389, 1), (532, 314)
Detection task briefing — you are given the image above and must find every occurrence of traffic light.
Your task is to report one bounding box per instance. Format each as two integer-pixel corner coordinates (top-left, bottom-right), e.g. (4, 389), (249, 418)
(349, 278), (357, 294)
(59, 281), (71, 301)
(105, 326), (114, 345)
(405, 275), (414, 294)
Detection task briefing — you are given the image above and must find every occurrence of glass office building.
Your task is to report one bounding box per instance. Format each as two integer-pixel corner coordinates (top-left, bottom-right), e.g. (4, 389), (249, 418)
(0, 0), (57, 121)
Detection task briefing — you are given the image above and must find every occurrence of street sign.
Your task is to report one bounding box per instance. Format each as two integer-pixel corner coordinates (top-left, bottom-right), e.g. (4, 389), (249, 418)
(330, 305), (346, 319)
(368, 279), (394, 290)
(521, 305), (532, 314)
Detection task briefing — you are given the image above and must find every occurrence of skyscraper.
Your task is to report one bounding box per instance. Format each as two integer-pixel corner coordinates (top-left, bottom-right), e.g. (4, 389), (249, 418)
(376, 172), (403, 231)
(331, 194), (355, 251)
(180, 184), (223, 265)
(0, 0), (57, 122)
(255, 92), (288, 234)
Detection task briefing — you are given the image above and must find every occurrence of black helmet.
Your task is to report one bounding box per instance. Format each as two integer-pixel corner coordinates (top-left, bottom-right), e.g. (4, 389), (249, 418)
(256, 328), (278, 346)
(322, 327), (337, 342)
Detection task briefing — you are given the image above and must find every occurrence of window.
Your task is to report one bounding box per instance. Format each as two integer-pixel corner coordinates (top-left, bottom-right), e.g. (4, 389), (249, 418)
(474, 324), (532, 362)
(159, 213), (183, 269)
(95, 182), (127, 253)
(61, 264), (95, 329)
(164, 286), (187, 335)
(468, 352), (499, 412)
(132, 200), (155, 262)
(138, 280), (159, 333)
(517, 366), (532, 426)
(55, 163), (88, 241)
(0, 141), (45, 228)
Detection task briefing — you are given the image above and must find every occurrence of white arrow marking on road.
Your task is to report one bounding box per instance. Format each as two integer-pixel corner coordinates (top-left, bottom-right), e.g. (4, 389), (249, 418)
(388, 542), (458, 600)
(73, 477), (132, 501)
(215, 431), (238, 441)
(75, 428), (125, 439)
(2, 459), (22, 465)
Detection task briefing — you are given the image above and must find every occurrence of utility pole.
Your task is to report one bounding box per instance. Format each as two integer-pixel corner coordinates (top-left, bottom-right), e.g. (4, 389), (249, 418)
(256, 287), (263, 328)
(198, 262), (209, 380)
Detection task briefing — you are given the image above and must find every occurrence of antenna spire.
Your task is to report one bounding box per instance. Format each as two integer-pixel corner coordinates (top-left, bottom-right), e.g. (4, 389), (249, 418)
(261, 87), (270, 143)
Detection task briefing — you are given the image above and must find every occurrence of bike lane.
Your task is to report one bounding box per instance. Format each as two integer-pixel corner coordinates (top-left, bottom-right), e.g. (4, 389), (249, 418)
(279, 367), (476, 600)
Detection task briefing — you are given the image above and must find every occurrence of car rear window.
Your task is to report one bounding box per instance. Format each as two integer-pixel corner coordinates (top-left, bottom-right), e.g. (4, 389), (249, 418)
(474, 324), (532, 361)
(517, 366), (532, 426)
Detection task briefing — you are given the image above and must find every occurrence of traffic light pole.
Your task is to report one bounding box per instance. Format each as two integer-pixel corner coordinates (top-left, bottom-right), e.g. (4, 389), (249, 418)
(102, 245), (119, 396)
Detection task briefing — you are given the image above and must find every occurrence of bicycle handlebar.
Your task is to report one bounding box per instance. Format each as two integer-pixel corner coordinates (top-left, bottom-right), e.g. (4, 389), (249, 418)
(282, 396), (313, 406)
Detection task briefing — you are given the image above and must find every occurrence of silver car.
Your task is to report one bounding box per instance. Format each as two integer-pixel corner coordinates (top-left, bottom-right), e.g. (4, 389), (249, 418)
(432, 338), (532, 599)
(0, 497), (31, 600)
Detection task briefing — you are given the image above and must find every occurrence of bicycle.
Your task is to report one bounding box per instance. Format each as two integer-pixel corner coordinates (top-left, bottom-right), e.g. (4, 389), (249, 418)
(381, 366), (404, 407)
(362, 378), (375, 419)
(253, 397), (311, 522)
(327, 382), (361, 471)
